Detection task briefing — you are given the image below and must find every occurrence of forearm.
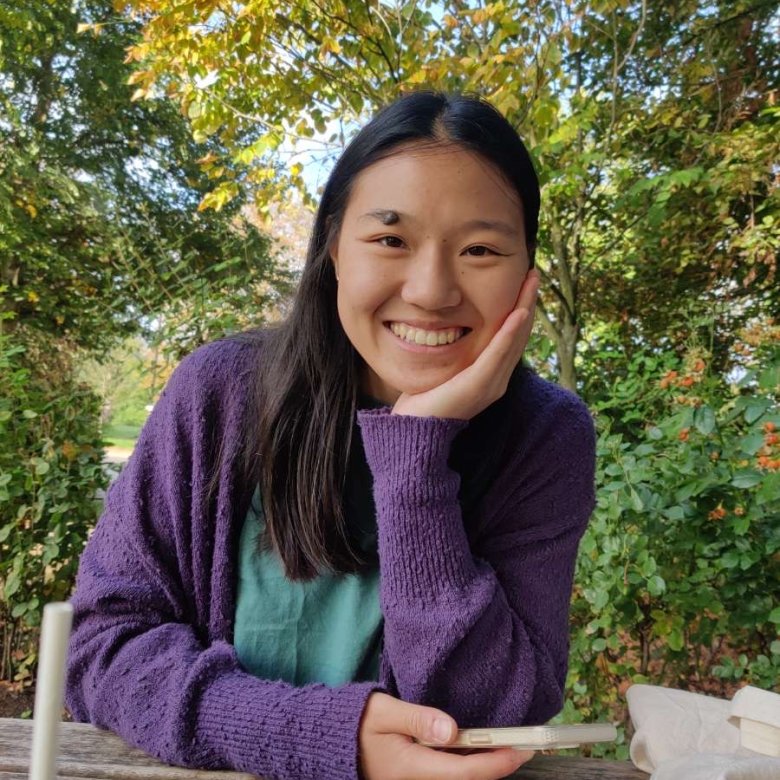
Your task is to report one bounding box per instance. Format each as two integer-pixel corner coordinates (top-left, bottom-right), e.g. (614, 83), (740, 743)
(67, 533), (381, 780)
(373, 465), (573, 727)
(359, 411), (574, 726)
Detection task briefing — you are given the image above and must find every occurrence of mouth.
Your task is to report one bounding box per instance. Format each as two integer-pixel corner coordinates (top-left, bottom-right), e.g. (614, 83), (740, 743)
(385, 321), (471, 347)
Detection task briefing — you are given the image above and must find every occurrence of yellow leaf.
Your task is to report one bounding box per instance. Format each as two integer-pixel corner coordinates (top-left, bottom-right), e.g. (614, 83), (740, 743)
(27, 291), (40, 304)
(130, 87), (147, 102)
(127, 69), (150, 86)
(25, 204), (37, 218)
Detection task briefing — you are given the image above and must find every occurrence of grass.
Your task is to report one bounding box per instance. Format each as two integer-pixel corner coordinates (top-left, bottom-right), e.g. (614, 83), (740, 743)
(103, 437), (137, 450)
(102, 423), (141, 451)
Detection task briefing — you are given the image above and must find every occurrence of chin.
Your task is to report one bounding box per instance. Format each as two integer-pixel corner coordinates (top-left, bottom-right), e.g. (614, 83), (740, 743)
(393, 373), (456, 397)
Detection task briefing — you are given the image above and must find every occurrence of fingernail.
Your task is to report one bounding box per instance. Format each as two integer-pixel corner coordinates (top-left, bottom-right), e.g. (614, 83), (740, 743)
(433, 718), (453, 743)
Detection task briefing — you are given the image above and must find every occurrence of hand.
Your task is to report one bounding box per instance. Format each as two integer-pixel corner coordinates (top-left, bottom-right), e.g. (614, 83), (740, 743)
(391, 269), (539, 421)
(359, 692), (534, 780)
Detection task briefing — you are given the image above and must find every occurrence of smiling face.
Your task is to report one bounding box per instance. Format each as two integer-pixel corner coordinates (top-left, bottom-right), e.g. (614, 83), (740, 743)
(329, 143), (531, 405)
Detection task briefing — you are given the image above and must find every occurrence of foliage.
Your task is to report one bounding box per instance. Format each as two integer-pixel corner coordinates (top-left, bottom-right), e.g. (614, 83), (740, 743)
(119, 0), (779, 388)
(0, 316), (108, 683)
(565, 324), (780, 756)
(0, 0), (291, 355)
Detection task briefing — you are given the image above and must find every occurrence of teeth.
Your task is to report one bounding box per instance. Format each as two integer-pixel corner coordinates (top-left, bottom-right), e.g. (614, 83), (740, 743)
(389, 323), (465, 346)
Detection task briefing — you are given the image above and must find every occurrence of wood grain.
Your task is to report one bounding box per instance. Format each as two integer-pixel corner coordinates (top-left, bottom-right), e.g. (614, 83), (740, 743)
(1, 717), (648, 779)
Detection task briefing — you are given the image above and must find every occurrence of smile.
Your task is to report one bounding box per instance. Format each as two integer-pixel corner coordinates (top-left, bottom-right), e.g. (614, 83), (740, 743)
(387, 322), (469, 346)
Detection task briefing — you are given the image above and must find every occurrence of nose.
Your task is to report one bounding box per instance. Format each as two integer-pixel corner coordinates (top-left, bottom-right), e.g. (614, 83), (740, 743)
(400, 243), (462, 311)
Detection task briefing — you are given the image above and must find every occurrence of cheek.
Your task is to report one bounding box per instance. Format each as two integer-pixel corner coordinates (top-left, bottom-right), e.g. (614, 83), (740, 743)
(337, 274), (391, 324)
(472, 267), (526, 324)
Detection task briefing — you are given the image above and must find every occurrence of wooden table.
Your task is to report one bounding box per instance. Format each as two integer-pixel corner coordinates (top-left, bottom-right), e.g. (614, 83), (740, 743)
(0, 717), (648, 779)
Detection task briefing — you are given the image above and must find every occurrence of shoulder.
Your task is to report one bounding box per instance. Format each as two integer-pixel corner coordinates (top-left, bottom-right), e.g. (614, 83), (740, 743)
(475, 368), (596, 542)
(167, 334), (264, 393)
(158, 332), (266, 414)
(509, 367), (595, 451)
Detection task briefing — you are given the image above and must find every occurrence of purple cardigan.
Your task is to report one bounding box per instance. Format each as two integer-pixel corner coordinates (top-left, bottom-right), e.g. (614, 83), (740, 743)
(66, 337), (596, 780)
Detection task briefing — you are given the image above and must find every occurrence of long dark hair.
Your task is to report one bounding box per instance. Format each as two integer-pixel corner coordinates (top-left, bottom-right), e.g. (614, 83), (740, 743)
(243, 90), (540, 580)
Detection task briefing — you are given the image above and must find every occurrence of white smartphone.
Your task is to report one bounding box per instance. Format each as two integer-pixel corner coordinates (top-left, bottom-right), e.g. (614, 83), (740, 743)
(418, 722), (617, 751)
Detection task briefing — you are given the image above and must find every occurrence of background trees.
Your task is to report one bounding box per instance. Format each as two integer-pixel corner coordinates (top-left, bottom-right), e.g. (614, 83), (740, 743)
(0, 0), (290, 684)
(119, 0), (778, 388)
(0, 0), (291, 353)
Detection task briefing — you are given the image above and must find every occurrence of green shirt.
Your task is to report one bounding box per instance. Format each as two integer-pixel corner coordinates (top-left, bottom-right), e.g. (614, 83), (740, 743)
(234, 417), (384, 687)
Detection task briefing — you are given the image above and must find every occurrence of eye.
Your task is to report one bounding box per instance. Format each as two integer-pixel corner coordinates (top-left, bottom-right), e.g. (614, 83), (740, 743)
(376, 235), (405, 249)
(464, 245), (497, 256)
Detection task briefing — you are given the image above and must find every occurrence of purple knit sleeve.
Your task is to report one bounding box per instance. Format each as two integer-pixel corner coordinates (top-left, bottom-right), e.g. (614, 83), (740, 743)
(66, 343), (382, 780)
(357, 390), (596, 728)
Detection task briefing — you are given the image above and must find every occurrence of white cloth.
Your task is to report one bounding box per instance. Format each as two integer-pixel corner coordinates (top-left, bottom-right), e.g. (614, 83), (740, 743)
(626, 684), (780, 780)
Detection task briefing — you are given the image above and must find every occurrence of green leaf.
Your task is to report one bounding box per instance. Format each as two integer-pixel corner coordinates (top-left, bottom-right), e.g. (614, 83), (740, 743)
(731, 471), (762, 489)
(739, 433), (766, 455)
(22, 409), (38, 419)
(4, 571), (20, 599)
(744, 399), (771, 424)
(11, 602), (29, 618)
(664, 506), (685, 521)
(693, 406), (716, 435)
(647, 575), (666, 596)
(592, 637), (607, 652)
(668, 627), (684, 651)
(769, 607), (780, 625)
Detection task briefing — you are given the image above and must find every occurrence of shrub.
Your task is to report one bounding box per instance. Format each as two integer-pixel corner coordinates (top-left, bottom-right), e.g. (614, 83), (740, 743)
(564, 337), (780, 757)
(0, 317), (107, 683)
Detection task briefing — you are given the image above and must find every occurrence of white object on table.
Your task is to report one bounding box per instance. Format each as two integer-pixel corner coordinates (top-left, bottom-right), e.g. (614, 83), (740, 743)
(28, 601), (73, 780)
(626, 683), (780, 780)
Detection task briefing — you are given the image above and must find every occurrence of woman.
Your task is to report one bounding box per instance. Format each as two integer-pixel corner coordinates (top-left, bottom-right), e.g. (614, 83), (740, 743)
(66, 91), (596, 780)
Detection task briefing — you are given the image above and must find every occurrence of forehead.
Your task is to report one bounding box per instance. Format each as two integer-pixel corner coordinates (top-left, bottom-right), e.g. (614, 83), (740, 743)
(344, 143), (523, 224)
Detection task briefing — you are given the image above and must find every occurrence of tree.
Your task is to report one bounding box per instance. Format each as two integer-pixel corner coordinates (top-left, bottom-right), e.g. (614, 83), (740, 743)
(118, 0), (779, 389)
(0, 0), (292, 354)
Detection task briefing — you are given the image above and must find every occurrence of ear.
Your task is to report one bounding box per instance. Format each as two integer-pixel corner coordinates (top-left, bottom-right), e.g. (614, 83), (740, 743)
(325, 215), (340, 280)
(330, 248), (340, 282)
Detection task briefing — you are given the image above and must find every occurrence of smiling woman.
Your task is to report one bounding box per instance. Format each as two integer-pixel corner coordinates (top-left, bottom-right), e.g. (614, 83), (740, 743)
(65, 91), (596, 780)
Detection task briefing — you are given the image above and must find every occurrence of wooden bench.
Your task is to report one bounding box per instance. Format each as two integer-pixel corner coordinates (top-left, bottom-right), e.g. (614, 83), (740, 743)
(0, 717), (649, 779)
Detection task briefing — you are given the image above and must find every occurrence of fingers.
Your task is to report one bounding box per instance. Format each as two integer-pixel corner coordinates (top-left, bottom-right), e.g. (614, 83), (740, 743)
(361, 695), (535, 780)
(468, 269), (538, 382)
(401, 741), (533, 780)
(368, 692), (459, 744)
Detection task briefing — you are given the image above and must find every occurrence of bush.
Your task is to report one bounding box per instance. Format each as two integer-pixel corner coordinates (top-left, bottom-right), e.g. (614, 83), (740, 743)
(564, 335), (780, 757)
(0, 318), (107, 683)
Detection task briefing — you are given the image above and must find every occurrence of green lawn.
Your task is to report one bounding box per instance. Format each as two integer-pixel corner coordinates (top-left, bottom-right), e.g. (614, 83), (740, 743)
(103, 423), (141, 450)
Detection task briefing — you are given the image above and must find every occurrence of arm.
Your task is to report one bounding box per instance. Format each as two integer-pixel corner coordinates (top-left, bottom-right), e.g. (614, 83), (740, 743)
(66, 344), (381, 780)
(357, 391), (595, 727)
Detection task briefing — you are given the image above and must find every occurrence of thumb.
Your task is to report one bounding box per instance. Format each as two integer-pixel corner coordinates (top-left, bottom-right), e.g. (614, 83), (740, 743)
(397, 700), (458, 745)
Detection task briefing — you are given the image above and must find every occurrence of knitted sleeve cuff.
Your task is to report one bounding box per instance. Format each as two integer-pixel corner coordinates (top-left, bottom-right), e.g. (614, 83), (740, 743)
(194, 661), (383, 780)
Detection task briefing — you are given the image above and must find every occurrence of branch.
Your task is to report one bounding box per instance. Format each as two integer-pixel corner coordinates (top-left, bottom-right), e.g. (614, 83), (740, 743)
(535, 296), (562, 346)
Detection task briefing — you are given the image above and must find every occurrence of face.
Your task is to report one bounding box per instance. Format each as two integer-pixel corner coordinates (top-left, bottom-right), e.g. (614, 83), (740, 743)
(330, 143), (530, 405)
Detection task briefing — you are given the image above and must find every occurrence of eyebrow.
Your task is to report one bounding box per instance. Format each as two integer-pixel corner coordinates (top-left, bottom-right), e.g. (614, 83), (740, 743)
(358, 209), (520, 238)
(359, 208), (401, 225)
